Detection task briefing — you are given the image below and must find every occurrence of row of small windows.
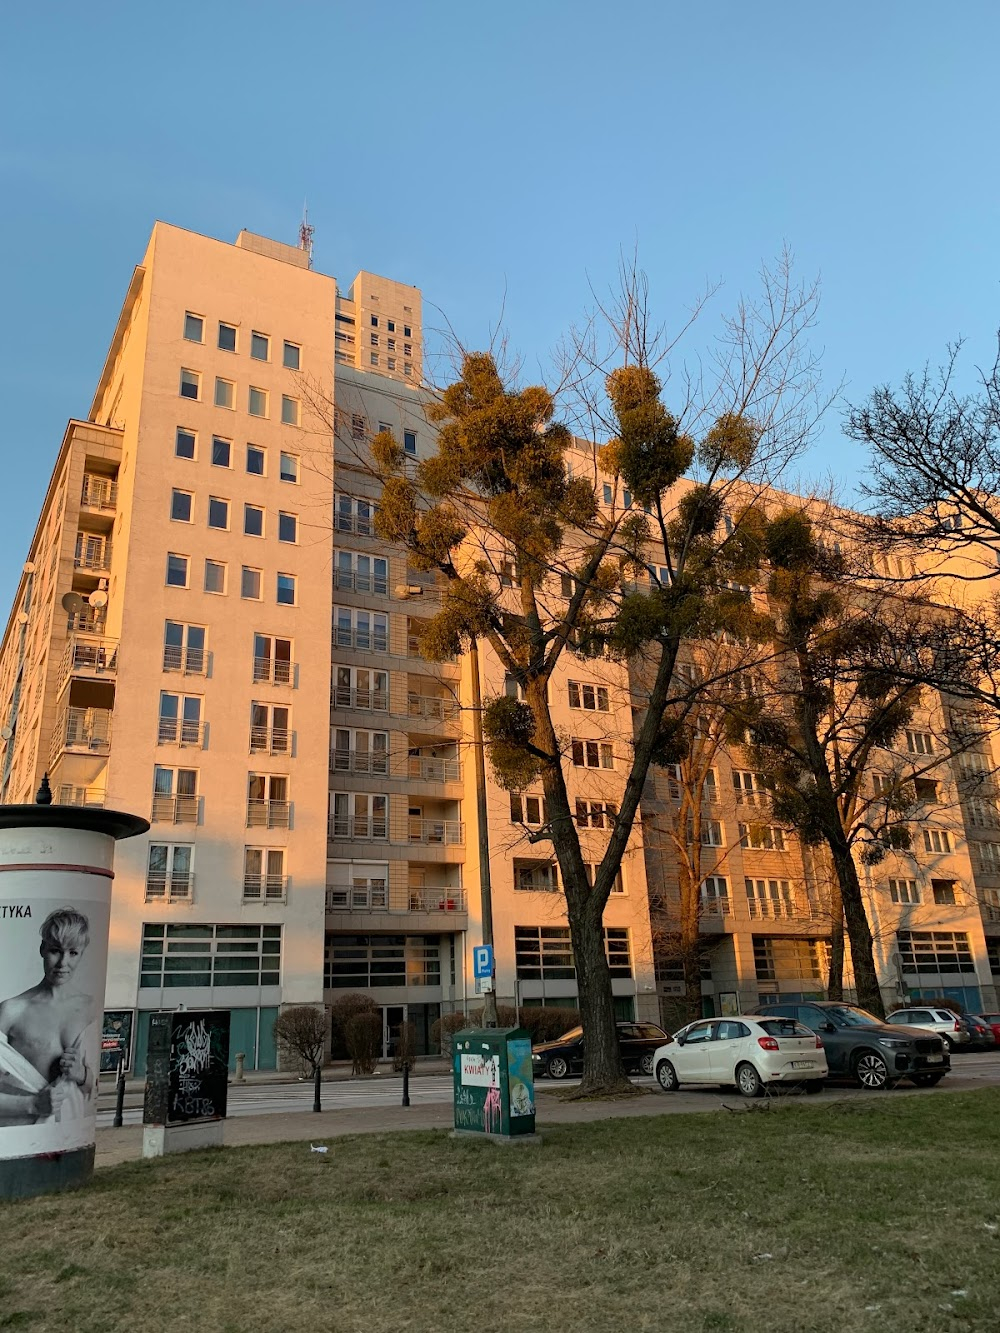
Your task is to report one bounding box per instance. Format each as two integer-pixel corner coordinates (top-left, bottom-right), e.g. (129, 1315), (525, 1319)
(184, 313), (300, 370)
(166, 554), (297, 604)
(179, 369), (301, 423)
(170, 491), (297, 542)
(370, 315), (413, 337)
(176, 429), (299, 481)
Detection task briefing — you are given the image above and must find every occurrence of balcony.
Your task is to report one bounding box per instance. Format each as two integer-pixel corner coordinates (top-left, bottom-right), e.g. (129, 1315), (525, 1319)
(701, 897), (731, 917)
(145, 873), (193, 903)
(332, 684), (389, 713)
(253, 657), (295, 686)
(163, 644), (207, 675)
(328, 814), (388, 841)
(242, 874), (288, 904)
(332, 624), (388, 653)
(246, 800), (290, 829)
(334, 511), (376, 538)
(326, 879), (389, 911)
(408, 817), (464, 846)
(334, 568), (388, 595)
(746, 898), (814, 921)
(74, 540), (111, 572)
(251, 726), (291, 756)
(407, 887), (467, 913)
(331, 747), (389, 775)
(56, 784), (106, 809)
(408, 755), (461, 782)
(67, 608), (106, 636)
(59, 637), (118, 692)
(157, 718), (206, 748)
(407, 693), (460, 723)
(81, 474), (118, 511)
(151, 794), (199, 824)
(50, 706), (112, 765)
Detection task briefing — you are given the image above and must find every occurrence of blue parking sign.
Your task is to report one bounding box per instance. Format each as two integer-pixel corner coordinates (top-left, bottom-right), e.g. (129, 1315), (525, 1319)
(473, 944), (494, 979)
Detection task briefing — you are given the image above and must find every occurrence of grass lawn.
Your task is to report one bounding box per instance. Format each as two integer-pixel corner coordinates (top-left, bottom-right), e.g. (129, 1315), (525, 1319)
(3, 1091), (1000, 1333)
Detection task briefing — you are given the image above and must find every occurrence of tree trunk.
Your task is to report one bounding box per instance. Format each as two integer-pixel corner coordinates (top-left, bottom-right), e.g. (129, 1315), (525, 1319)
(567, 897), (629, 1093)
(826, 877), (844, 1001)
(827, 830), (884, 1017)
(678, 865), (704, 1023)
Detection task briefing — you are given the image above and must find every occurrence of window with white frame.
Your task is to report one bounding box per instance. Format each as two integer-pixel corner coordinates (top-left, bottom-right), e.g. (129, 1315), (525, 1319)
(241, 567), (262, 600)
(214, 377), (235, 410)
(283, 341), (300, 371)
(278, 512), (297, 544)
(330, 792), (388, 839)
(582, 862), (625, 894)
(163, 621), (206, 674)
(700, 875), (730, 915)
(922, 828), (952, 854)
(151, 766), (198, 823)
(146, 843), (194, 902)
(739, 822), (786, 851)
(247, 773), (289, 827)
(568, 680), (610, 711)
(514, 859), (560, 892)
(335, 493), (374, 534)
(243, 847), (286, 902)
(158, 692), (203, 746)
(171, 489), (193, 523)
(179, 369), (200, 400)
(212, 436), (232, 468)
(244, 504), (264, 537)
(510, 793), (547, 825)
(331, 727), (388, 774)
(333, 607), (388, 651)
(280, 452), (299, 484)
(248, 386), (268, 417)
(326, 860), (389, 911)
(166, 554), (189, 588)
(218, 322), (237, 352)
(208, 497), (230, 530)
(571, 738), (614, 769)
(966, 796), (1000, 828)
(906, 730), (934, 756)
(250, 702), (290, 754)
(896, 929), (975, 974)
(251, 331), (270, 361)
(575, 799), (616, 829)
(698, 819), (724, 847)
(333, 665), (387, 711)
(183, 313), (203, 343)
(888, 877), (921, 904)
(204, 559), (227, 595)
(246, 444), (266, 475)
(745, 877), (795, 918)
(976, 840), (1000, 873)
(276, 573), (296, 606)
(281, 396), (300, 426)
(732, 770), (768, 804)
(175, 427), (196, 459)
(334, 550), (387, 594)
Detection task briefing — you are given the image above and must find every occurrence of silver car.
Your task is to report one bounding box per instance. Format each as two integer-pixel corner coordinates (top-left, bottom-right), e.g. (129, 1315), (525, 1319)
(884, 1007), (970, 1052)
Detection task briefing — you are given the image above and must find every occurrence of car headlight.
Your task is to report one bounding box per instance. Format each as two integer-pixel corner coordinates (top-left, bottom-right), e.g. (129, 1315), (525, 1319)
(878, 1037), (911, 1049)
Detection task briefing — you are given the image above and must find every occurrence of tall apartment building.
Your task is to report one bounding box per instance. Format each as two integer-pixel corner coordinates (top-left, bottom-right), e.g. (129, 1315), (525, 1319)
(2, 220), (998, 1075)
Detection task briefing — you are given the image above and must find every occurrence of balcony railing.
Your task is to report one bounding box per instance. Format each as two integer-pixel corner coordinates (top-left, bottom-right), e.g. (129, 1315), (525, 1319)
(242, 874), (288, 904)
(331, 748), (389, 775)
(163, 645), (207, 675)
(334, 511), (376, 537)
(246, 800), (290, 829)
(326, 880), (389, 911)
(74, 543), (111, 571)
(151, 794), (199, 824)
(251, 727), (291, 755)
(407, 887), (467, 913)
(67, 609), (106, 635)
(407, 694), (460, 722)
(145, 873), (193, 903)
(408, 756), (461, 782)
(253, 657), (295, 686)
(51, 707), (113, 763)
(332, 625), (388, 653)
(701, 897), (731, 917)
(56, 785), (106, 809)
(734, 790), (771, 808)
(59, 636), (118, 688)
(157, 718), (206, 747)
(746, 898), (811, 920)
(334, 568), (388, 595)
(328, 815), (389, 840)
(81, 475), (118, 510)
(332, 685), (388, 712)
(408, 817), (465, 846)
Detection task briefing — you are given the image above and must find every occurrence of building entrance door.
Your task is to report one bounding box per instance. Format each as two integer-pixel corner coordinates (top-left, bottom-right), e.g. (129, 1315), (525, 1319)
(383, 1005), (406, 1059)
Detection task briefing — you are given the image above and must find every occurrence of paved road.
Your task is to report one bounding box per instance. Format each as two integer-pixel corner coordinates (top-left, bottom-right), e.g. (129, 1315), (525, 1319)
(96, 1051), (1000, 1129)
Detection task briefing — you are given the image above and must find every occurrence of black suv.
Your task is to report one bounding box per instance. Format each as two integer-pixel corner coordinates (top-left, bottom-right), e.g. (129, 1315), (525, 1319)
(762, 1001), (950, 1089)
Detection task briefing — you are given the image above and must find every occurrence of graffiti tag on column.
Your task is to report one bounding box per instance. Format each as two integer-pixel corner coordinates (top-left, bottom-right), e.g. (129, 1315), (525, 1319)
(482, 1085), (502, 1134)
(170, 1018), (221, 1120)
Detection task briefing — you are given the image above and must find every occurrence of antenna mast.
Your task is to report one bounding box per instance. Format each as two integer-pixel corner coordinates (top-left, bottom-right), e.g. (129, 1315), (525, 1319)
(298, 204), (315, 269)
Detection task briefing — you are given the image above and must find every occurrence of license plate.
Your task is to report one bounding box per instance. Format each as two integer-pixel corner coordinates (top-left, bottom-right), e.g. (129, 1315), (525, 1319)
(791, 1060), (814, 1069)
(927, 1054), (943, 1064)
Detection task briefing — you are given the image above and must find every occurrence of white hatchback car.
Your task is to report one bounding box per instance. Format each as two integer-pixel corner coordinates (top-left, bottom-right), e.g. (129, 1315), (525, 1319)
(654, 1016), (828, 1097)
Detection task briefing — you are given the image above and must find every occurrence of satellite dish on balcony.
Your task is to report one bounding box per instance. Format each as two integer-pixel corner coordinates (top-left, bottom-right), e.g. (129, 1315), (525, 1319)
(61, 592), (86, 615)
(0, 726), (12, 740)
(16, 612), (28, 625)
(22, 561), (35, 574)
(88, 589), (108, 609)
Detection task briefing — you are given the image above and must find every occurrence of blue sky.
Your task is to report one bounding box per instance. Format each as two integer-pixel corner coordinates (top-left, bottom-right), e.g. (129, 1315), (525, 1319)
(2, 2), (998, 610)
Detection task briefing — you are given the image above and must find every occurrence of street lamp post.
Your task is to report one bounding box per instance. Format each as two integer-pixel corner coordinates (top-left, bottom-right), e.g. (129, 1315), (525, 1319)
(469, 636), (498, 1027)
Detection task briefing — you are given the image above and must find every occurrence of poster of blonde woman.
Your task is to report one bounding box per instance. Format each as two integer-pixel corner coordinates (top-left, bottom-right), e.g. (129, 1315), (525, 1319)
(0, 900), (108, 1158)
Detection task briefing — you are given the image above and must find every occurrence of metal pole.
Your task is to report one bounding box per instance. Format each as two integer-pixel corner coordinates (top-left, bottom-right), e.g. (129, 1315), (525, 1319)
(313, 1062), (322, 1113)
(112, 1051), (126, 1128)
(402, 1061), (410, 1107)
(469, 636), (498, 1027)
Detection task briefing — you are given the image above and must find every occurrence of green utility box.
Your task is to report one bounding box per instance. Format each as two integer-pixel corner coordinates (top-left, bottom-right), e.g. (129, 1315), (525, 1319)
(452, 1027), (537, 1139)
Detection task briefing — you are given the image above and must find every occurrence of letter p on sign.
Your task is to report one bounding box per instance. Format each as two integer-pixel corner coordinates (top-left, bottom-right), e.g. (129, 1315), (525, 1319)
(473, 944), (494, 979)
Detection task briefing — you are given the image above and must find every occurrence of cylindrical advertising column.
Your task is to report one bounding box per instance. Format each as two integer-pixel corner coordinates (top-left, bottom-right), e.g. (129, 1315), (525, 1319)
(0, 799), (148, 1200)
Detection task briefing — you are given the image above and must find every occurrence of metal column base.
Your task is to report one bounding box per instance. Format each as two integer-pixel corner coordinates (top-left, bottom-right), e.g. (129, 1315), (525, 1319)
(0, 1145), (95, 1201)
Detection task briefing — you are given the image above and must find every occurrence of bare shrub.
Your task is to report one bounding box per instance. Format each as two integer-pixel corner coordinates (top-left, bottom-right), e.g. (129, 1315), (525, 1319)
(273, 1005), (327, 1075)
(392, 1020), (417, 1072)
(345, 1011), (382, 1075)
(330, 992), (379, 1060)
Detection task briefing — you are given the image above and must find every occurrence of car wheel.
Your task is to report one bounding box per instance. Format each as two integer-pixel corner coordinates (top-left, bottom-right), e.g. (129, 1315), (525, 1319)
(854, 1050), (890, 1090)
(804, 1080), (824, 1094)
(912, 1072), (946, 1087)
(546, 1055), (570, 1080)
(640, 1052), (655, 1077)
(656, 1059), (679, 1092)
(736, 1062), (764, 1098)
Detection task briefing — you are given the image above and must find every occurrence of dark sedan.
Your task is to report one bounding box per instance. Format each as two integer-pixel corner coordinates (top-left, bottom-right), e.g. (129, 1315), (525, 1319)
(531, 1022), (669, 1079)
(958, 1015), (998, 1051)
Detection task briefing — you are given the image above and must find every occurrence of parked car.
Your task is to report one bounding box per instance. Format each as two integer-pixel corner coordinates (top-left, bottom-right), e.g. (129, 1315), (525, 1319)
(979, 1012), (1000, 1043)
(957, 1014), (998, 1051)
(653, 1016), (828, 1098)
(884, 1007), (970, 1052)
(531, 1022), (669, 1079)
(762, 1001), (949, 1089)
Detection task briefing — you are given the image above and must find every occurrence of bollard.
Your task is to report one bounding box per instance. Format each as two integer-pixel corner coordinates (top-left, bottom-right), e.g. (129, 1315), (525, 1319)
(313, 1062), (322, 1113)
(402, 1061), (411, 1107)
(112, 1053), (126, 1129)
(234, 1052), (245, 1083)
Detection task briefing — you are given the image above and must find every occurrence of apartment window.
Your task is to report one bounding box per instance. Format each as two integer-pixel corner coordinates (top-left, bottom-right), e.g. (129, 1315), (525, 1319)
(333, 607), (387, 651)
(332, 728), (388, 773)
(701, 876), (730, 915)
(183, 313), (204, 343)
(403, 430), (417, 456)
(251, 702), (291, 754)
(754, 937), (827, 983)
(404, 342), (412, 355)
(514, 859), (560, 892)
(280, 452), (299, 483)
(158, 692), (203, 746)
(246, 445), (266, 475)
(179, 369), (200, 400)
(913, 777), (939, 802)
(888, 878), (921, 904)
(283, 341), (300, 370)
(370, 354), (379, 367)
(896, 930), (975, 974)
(387, 321), (395, 333)
(404, 364), (412, 378)
(212, 436), (232, 468)
(333, 665), (387, 711)
(166, 554), (189, 588)
(388, 339), (396, 354)
(253, 634), (293, 685)
(243, 848), (287, 903)
(932, 879), (957, 906)
(215, 377), (235, 409)
(568, 680), (610, 712)
(922, 828), (952, 854)
(738, 822), (786, 851)
(602, 483), (613, 504)
(745, 878), (795, 919)
(248, 386), (268, 417)
(277, 512), (297, 544)
(241, 566), (262, 600)
(872, 773), (895, 797)
(906, 730), (934, 756)
(582, 862), (625, 895)
(251, 331), (270, 361)
(697, 819), (724, 847)
(404, 325), (411, 337)
(351, 413), (366, 441)
(146, 844), (193, 902)
(324, 934), (438, 990)
(204, 559), (227, 594)
(276, 573), (296, 606)
(334, 551), (388, 594)
(247, 773), (290, 827)
(163, 621), (206, 674)
(244, 504), (264, 537)
(371, 333), (379, 347)
(170, 490), (193, 523)
(514, 926), (574, 981)
(575, 800), (616, 829)
(218, 322), (237, 352)
(510, 793), (547, 826)
(732, 770), (768, 804)
(571, 738), (614, 769)
(140, 923), (281, 990)
(330, 792), (388, 839)
(208, 497), (230, 530)
(977, 841), (1000, 873)
(175, 428), (196, 460)
(966, 797), (1000, 829)
(388, 358), (397, 371)
(371, 315), (379, 327)
(151, 766), (198, 823)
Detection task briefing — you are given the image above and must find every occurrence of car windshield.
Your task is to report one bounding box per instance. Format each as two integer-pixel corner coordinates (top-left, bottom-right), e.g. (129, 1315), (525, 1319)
(825, 1005), (882, 1028)
(557, 1027), (583, 1042)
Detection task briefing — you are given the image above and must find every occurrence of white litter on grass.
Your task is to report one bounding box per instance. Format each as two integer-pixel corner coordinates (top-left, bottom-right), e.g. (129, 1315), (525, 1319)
(985, 1223), (998, 1232)
(864, 1305), (880, 1314)
(751, 1253), (773, 1263)
(310, 1144), (329, 1153)
(951, 1290), (968, 1298)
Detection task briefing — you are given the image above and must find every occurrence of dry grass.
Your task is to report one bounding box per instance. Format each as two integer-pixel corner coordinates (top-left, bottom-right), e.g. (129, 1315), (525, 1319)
(3, 1090), (1000, 1333)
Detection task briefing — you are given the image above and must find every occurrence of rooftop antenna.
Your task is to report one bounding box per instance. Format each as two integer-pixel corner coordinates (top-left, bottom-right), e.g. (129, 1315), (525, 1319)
(298, 203), (314, 269)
